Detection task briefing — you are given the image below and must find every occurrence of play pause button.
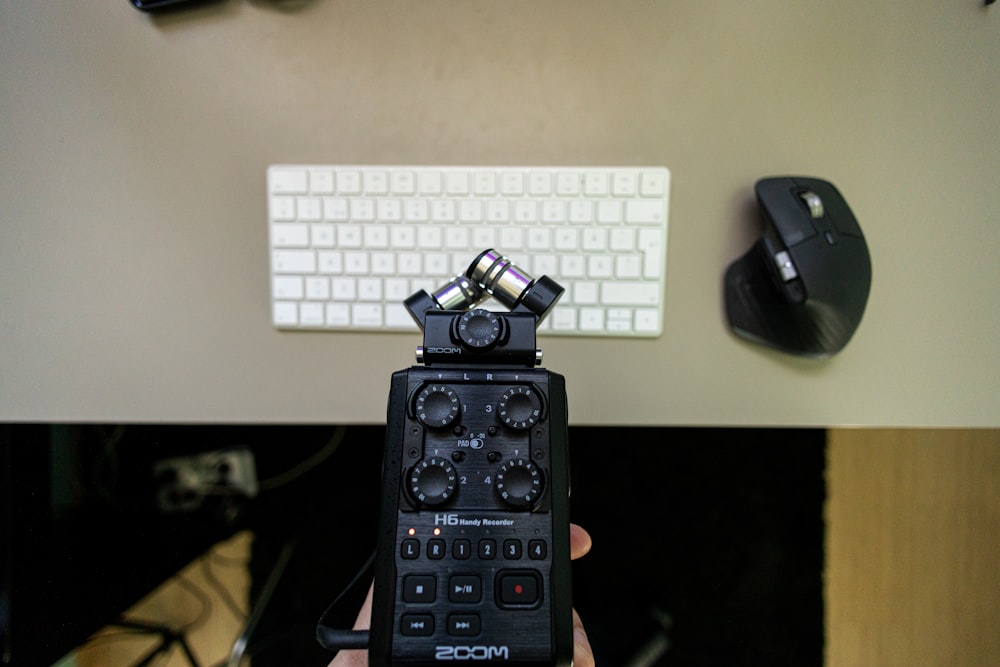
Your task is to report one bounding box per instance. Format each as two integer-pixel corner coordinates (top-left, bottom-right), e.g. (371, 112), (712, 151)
(401, 614), (434, 636)
(448, 614), (481, 637)
(449, 575), (482, 602)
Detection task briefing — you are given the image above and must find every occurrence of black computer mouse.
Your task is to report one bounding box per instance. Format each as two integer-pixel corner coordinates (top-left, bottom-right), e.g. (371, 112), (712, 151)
(724, 176), (872, 358)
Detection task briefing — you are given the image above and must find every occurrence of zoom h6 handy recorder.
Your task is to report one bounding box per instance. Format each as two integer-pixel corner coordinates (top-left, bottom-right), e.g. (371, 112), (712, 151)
(370, 250), (574, 666)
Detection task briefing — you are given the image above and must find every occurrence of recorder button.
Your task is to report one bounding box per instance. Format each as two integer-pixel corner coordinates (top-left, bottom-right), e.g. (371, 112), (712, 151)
(401, 614), (434, 636)
(495, 458), (543, 509)
(409, 457), (458, 506)
(414, 385), (460, 428)
(528, 539), (548, 560)
(456, 308), (504, 350)
(427, 538), (446, 560)
(497, 571), (541, 608)
(478, 539), (497, 559)
(401, 539), (420, 559)
(402, 575), (437, 603)
(497, 386), (542, 430)
(449, 575), (482, 603)
(453, 539), (472, 560)
(448, 614), (481, 636)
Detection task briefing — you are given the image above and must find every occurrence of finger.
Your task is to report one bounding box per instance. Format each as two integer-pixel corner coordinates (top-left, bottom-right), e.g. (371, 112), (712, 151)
(573, 608), (596, 667)
(570, 523), (593, 560)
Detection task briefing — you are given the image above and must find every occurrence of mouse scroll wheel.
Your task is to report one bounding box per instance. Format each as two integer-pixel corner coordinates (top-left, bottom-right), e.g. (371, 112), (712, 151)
(798, 190), (825, 219)
(773, 250), (799, 282)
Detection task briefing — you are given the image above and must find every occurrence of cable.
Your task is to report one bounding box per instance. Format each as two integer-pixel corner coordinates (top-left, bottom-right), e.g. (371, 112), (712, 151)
(226, 541), (296, 667)
(200, 556), (248, 621)
(257, 426), (346, 492)
(315, 550), (376, 652)
(317, 627), (371, 651)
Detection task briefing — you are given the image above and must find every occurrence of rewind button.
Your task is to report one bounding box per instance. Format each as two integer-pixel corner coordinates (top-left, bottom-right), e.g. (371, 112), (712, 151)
(401, 614), (434, 636)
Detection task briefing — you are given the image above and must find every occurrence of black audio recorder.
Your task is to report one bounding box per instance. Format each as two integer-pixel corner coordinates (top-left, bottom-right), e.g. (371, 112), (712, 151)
(369, 250), (574, 666)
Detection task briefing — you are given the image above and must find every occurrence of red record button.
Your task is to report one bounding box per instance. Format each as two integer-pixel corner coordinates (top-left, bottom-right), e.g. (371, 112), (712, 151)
(497, 571), (541, 607)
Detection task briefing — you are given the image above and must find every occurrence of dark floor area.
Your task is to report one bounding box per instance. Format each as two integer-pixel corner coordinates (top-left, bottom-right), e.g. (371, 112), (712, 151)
(3, 424), (824, 667)
(248, 426), (825, 667)
(569, 427), (825, 666)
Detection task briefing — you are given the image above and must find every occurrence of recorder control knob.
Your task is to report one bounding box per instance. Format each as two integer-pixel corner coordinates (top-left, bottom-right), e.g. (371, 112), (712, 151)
(408, 457), (457, 506)
(414, 385), (460, 428)
(495, 457), (543, 509)
(456, 308), (503, 350)
(497, 386), (542, 430)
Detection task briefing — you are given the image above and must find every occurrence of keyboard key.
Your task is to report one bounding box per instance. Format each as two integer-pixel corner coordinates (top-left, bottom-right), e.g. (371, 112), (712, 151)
(311, 224), (334, 248)
(270, 196), (296, 221)
(272, 223), (309, 248)
(273, 276), (304, 299)
(309, 170), (334, 194)
(297, 197), (322, 221)
(300, 302), (324, 325)
(305, 277), (330, 300)
(556, 171), (581, 196)
(272, 250), (315, 273)
(390, 170), (416, 195)
(352, 304), (382, 326)
(418, 171), (442, 194)
(612, 171), (638, 196)
(601, 282), (659, 306)
(364, 170), (388, 195)
(583, 172), (608, 196)
(473, 171), (497, 195)
(323, 197), (349, 221)
(326, 303), (350, 325)
(337, 170), (362, 194)
(273, 302), (298, 325)
(501, 172), (524, 195)
(625, 200), (666, 224)
(640, 170), (669, 196)
(269, 167), (308, 194)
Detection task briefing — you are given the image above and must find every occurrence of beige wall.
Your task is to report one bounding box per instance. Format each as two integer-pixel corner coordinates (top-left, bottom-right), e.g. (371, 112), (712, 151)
(826, 429), (1000, 666)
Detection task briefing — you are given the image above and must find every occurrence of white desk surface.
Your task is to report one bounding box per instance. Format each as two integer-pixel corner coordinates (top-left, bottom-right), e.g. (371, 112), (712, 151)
(1, 2), (997, 426)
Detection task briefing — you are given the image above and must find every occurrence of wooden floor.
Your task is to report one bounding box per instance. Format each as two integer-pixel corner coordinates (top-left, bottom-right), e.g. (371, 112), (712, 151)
(58, 429), (1000, 666)
(59, 531), (253, 667)
(825, 428), (1000, 667)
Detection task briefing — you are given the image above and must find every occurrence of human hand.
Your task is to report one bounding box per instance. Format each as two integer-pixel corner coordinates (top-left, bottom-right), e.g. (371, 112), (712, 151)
(329, 523), (595, 667)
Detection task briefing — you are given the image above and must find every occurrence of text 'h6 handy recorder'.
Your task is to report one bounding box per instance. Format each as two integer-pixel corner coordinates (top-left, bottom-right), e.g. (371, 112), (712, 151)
(371, 249), (574, 666)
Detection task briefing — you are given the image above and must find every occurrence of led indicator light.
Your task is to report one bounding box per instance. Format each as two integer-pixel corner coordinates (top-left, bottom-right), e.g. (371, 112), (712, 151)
(408, 528), (416, 536)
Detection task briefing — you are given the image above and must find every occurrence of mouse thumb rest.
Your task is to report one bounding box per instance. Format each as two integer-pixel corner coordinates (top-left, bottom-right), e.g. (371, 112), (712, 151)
(725, 239), (864, 358)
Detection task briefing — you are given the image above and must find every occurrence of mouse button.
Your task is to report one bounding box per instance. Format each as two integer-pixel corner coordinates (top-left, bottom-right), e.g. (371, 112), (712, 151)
(755, 179), (817, 247)
(795, 178), (864, 239)
(786, 238), (833, 295)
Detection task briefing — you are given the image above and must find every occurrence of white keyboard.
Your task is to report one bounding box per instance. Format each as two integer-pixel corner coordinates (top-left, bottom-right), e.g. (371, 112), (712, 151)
(267, 165), (670, 337)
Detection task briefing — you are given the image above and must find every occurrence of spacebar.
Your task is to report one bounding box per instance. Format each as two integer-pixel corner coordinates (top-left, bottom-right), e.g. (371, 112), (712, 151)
(600, 282), (660, 306)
